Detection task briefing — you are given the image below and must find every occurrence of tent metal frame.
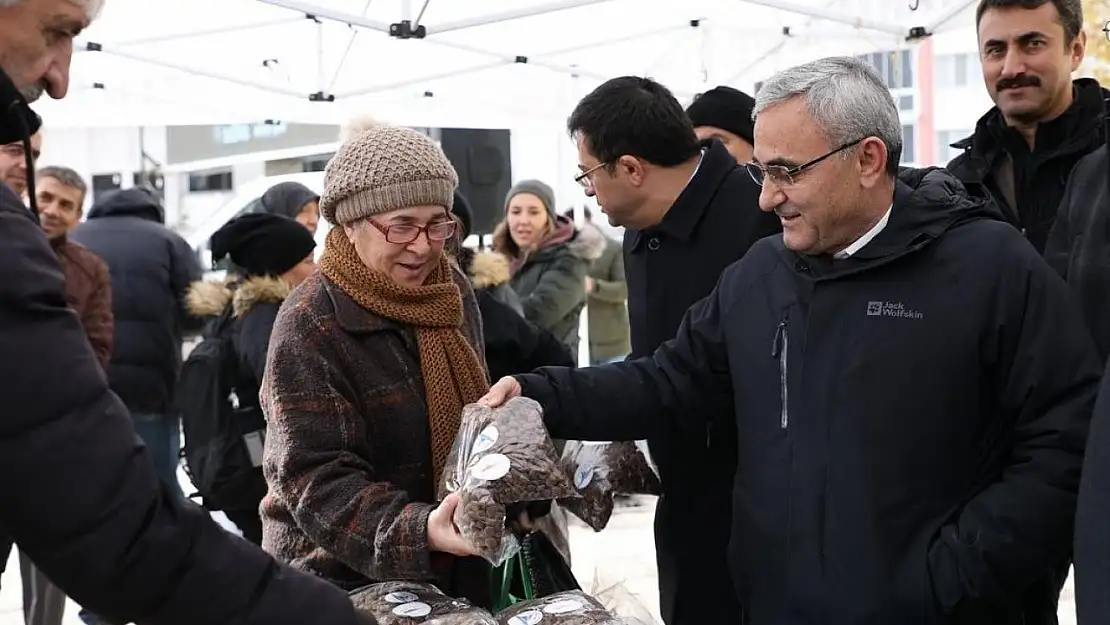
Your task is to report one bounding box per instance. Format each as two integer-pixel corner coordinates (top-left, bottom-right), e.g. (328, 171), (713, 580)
(73, 0), (976, 112)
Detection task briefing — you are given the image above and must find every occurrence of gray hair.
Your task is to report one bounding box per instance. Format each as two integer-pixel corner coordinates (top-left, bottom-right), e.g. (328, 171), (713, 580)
(0, 0), (104, 20)
(753, 56), (903, 174)
(37, 165), (87, 202)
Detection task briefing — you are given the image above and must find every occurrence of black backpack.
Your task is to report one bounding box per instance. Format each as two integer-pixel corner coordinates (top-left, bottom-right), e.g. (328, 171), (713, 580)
(176, 306), (268, 511)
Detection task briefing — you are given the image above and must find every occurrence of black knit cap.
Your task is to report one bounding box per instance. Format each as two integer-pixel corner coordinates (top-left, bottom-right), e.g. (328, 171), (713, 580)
(210, 213), (316, 277)
(685, 86), (756, 145)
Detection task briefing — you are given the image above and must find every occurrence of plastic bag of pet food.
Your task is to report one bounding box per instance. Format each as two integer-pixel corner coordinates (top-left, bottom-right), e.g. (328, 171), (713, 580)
(496, 590), (624, 625)
(349, 581), (496, 625)
(439, 397), (580, 566)
(557, 441), (661, 531)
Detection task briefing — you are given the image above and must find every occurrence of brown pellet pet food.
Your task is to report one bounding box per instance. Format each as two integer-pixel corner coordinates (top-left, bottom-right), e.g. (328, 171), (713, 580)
(349, 581), (496, 625)
(558, 441), (661, 532)
(440, 398), (579, 565)
(495, 590), (624, 625)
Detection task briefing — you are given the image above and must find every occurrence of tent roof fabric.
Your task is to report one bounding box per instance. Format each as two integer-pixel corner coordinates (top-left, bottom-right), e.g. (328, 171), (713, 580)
(33, 0), (978, 128)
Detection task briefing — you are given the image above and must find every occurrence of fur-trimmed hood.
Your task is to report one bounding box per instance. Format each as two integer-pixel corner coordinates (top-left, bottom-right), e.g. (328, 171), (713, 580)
(568, 221), (608, 262)
(186, 275), (293, 319)
(469, 250), (512, 289)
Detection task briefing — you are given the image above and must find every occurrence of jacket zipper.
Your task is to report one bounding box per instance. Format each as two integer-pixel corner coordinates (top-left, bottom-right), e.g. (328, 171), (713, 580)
(771, 319), (789, 429)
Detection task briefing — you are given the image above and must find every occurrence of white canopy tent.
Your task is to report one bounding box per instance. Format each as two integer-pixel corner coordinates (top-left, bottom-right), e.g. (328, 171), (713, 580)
(32, 0), (981, 129)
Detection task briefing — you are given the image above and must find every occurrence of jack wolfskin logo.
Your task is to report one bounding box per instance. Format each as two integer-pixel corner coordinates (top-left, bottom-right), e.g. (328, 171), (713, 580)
(866, 300), (923, 319)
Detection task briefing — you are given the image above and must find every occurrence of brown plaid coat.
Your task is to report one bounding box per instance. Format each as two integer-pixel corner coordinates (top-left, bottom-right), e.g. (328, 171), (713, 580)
(259, 267), (491, 603)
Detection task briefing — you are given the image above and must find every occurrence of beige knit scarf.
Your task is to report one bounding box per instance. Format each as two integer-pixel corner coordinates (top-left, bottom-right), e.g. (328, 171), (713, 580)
(319, 228), (490, 483)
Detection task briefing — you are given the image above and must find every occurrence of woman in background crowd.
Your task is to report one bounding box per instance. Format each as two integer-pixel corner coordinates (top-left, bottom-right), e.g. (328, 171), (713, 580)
(185, 212), (317, 544)
(260, 121), (491, 605)
(251, 181), (321, 236)
(493, 179), (603, 361)
(451, 190), (575, 380)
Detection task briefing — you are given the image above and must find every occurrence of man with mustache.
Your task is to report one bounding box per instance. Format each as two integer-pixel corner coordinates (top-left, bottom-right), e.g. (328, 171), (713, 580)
(0, 1), (378, 623)
(947, 0), (1106, 255)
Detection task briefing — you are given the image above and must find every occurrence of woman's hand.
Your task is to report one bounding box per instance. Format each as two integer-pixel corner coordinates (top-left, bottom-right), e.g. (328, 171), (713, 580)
(427, 493), (478, 556)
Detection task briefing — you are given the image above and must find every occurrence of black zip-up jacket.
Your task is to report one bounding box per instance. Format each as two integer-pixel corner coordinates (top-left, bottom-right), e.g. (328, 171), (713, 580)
(947, 78), (1107, 254)
(517, 168), (1101, 624)
(622, 138), (781, 624)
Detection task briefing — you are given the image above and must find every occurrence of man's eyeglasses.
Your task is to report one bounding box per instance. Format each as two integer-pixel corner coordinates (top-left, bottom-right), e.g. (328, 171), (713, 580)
(1, 143), (40, 162)
(574, 161), (609, 188)
(744, 138), (864, 187)
(366, 218), (456, 244)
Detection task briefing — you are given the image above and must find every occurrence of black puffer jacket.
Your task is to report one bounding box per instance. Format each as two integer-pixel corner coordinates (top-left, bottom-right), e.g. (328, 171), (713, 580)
(946, 78), (1107, 254)
(71, 189), (203, 414)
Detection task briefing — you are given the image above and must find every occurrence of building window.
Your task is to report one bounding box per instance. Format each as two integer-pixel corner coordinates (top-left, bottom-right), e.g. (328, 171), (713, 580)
(935, 53), (977, 89)
(302, 153), (332, 172)
(936, 129), (972, 164)
(91, 173), (122, 203)
(857, 49), (913, 89)
(901, 124), (916, 164)
(898, 95), (914, 112)
(188, 169), (233, 192)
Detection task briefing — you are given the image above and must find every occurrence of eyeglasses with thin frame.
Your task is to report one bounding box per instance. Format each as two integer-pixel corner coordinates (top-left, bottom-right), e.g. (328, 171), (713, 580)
(744, 138), (865, 187)
(1, 143), (40, 163)
(366, 217), (456, 244)
(574, 161), (608, 188)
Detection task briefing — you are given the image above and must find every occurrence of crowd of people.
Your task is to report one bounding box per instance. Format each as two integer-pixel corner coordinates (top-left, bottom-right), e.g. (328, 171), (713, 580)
(2, 0), (1110, 624)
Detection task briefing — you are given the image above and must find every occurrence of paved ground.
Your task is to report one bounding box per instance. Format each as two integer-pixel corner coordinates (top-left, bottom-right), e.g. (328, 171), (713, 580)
(0, 493), (1077, 625)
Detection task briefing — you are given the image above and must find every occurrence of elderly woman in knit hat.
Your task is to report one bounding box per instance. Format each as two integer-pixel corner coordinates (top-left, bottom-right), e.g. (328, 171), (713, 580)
(492, 179), (603, 361)
(259, 120), (492, 604)
(250, 181), (321, 235)
(185, 212), (317, 544)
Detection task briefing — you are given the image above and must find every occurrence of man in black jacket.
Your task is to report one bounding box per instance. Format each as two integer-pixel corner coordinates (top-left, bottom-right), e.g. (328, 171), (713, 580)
(0, 1), (375, 623)
(71, 187), (202, 501)
(566, 75), (780, 625)
(484, 56), (1101, 624)
(946, 0), (1106, 255)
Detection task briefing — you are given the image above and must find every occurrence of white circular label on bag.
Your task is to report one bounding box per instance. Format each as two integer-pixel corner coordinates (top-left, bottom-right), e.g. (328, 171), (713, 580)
(472, 425), (499, 455)
(574, 465), (596, 490)
(543, 599), (584, 614)
(508, 610), (544, 625)
(392, 601), (432, 617)
(384, 591), (419, 604)
(469, 453), (510, 481)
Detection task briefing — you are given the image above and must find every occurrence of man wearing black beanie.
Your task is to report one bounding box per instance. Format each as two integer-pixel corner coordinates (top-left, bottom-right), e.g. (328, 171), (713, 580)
(686, 85), (757, 163)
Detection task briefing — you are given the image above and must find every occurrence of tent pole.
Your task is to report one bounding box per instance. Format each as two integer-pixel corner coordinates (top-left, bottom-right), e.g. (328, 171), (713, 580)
(77, 16), (307, 51)
(413, 0), (431, 30)
(737, 0), (908, 37)
(78, 42), (311, 99)
(254, 0), (393, 33)
(315, 17), (326, 95)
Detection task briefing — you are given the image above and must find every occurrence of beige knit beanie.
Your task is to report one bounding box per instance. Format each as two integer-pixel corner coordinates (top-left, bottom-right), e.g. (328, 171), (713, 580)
(320, 118), (458, 225)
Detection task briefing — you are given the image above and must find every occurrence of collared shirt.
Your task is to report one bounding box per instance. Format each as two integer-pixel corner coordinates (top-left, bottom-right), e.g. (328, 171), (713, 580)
(834, 204), (892, 259)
